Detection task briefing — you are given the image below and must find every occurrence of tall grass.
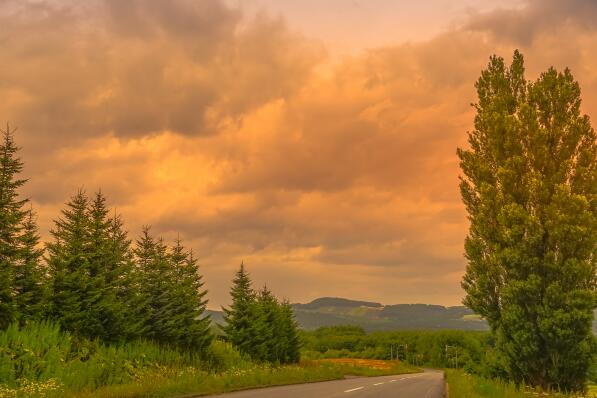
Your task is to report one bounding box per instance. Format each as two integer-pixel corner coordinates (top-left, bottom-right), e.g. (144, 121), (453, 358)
(445, 369), (566, 398)
(0, 322), (420, 398)
(0, 321), (239, 397)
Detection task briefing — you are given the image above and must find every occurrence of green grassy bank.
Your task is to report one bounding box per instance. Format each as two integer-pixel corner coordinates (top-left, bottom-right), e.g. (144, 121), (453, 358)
(445, 370), (568, 398)
(0, 322), (418, 398)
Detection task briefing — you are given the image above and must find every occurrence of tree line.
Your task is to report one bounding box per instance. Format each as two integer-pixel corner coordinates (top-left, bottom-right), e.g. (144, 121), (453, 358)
(0, 126), (300, 363)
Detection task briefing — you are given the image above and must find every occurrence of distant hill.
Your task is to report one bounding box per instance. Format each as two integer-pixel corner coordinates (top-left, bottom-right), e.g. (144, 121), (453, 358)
(208, 296), (489, 332)
(208, 297), (597, 333)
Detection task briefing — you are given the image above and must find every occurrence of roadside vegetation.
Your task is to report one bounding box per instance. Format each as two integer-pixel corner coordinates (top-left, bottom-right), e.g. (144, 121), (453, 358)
(445, 370), (565, 398)
(0, 322), (417, 397)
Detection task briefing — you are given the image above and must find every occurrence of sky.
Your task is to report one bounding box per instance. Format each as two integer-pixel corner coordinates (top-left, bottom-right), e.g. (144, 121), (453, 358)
(1, 0), (597, 308)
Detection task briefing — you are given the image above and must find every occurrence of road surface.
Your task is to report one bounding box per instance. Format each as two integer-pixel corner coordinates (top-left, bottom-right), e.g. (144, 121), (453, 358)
(203, 370), (444, 398)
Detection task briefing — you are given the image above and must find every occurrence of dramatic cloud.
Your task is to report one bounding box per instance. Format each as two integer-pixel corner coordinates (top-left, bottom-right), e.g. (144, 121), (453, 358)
(3, 0), (597, 307)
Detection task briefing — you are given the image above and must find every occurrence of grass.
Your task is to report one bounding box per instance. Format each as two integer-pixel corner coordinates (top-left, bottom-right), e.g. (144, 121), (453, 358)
(445, 369), (570, 398)
(0, 322), (419, 398)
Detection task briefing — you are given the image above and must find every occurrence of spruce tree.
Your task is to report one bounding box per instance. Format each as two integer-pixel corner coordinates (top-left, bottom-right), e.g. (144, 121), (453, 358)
(278, 300), (301, 364)
(14, 207), (45, 323)
(167, 239), (212, 351)
(0, 125), (28, 329)
(221, 262), (260, 358)
(46, 190), (98, 337)
(132, 226), (157, 339)
(458, 51), (597, 391)
(87, 191), (133, 342)
(254, 286), (279, 363)
(107, 211), (144, 339)
(135, 228), (175, 344)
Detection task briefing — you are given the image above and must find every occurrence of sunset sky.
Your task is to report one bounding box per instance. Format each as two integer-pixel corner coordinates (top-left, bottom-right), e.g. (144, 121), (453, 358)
(2, 0), (597, 308)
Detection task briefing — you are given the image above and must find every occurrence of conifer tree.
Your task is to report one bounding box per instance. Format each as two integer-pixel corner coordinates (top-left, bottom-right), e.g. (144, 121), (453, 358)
(135, 228), (176, 343)
(107, 212), (144, 339)
(0, 125), (28, 329)
(14, 207), (45, 323)
(458, 51), (597, 391)
(278, 300), (301, 364)
(167, 239), (212, 351)
(254, 286), (279, 362)
(221, 262), (260, 358)
(87, 191), (133, 342)
(46, 190), (98, 337)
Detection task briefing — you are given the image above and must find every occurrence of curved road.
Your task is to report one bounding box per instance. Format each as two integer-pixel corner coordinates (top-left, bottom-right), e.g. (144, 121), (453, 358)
(204, 370), (444, 398)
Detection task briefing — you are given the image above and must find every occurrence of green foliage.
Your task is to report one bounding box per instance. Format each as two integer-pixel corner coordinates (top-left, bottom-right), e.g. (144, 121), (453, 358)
(446, 369), (562, 398)
(0, 126), (31, 329)
(134, 228), (213, 351)
(0, 320), (204, 394)
(221, 263), (261, 358)
(46, 190), (127, 342)
(164, 239), (212, 352)
(0, 321), (417, 398)
(458, 50), (597, 392)
(14, 207), (45, 324)
(302, 326), (490, 372)
(221, 264), (301, 364)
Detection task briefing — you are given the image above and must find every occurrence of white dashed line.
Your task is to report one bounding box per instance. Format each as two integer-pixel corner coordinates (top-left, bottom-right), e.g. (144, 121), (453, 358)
(390, 379), (397, 382)
(373, 382), (384, 386)
(344, 387), (364, 393)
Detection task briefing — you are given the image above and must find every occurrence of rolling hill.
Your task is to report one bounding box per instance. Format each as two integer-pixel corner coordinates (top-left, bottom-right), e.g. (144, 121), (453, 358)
(209, 297), (597, 332)
(208, 297), (489, 332)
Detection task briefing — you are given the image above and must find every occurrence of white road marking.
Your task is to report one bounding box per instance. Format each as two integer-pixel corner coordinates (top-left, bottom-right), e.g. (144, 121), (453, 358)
(373, 382), (384, 386)
(344, 387), (364, 393)
(390, 379), (397, 382)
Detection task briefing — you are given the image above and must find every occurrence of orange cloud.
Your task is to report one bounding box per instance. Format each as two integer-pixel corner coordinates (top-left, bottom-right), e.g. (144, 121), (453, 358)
(3, 0), (597, 307)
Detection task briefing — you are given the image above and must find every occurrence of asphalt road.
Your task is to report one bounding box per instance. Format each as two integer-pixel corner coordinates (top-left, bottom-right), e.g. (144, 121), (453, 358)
(204, 370), (444, 398)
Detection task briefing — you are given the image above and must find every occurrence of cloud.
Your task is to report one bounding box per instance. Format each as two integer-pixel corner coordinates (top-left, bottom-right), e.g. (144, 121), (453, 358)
(6, 0), (597, 307)
(0, 0), (322, 148)
(467, 0), (597, 44)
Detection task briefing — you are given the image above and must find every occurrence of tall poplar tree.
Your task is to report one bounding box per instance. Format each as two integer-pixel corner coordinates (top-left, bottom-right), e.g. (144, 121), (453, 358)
(458, 51), (597, 391)
(0, 125), (27, 329)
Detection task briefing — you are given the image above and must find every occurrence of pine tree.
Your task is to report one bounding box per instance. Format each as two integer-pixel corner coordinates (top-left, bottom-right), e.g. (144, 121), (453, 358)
(254, 285), (279, 362)
(14, 207), (45, 323)
(132, 226), (157, 339)
(167, 239), (212, 351)
(221, 262), (260, 358)
(458, 51), (597, 391)
(278, 299), (301, 364)
(107, 211), (144, 339)
(135, 228), (175, 344)
(0, 125), (28, 329)
(46, 190), (104, 338)
(87, 191), (134, 342)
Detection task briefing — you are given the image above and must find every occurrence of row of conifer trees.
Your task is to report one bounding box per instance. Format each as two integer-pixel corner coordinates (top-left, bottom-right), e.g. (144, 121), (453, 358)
(0, 126), (300, 363)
